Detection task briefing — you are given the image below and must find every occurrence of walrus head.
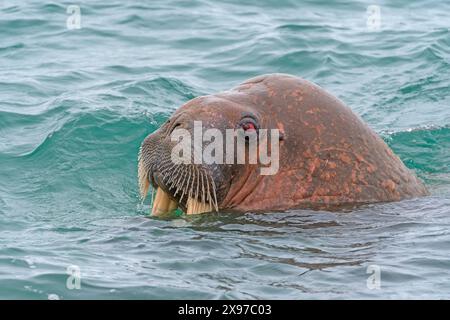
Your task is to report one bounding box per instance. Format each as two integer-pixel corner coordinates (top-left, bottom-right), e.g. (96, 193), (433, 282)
(138, 92), (275, 216)
(139, 74), (428, 216)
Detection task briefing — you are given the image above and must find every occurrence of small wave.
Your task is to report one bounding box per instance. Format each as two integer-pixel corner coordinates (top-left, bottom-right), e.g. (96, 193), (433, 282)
(0, 19), (51, 36)
(383, 125), (450, 177)
(381, 124), (450, 137)
(276, 23), (329, 32)
(0, 43), (25, 55)
(117, 76), (198, 98)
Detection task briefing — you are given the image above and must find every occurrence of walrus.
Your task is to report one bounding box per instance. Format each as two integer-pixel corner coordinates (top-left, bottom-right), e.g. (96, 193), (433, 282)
(138, 74), (428, 216)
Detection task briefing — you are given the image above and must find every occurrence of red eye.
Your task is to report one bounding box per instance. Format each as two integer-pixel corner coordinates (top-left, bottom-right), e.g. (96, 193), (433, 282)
(242, 122), (256, 132)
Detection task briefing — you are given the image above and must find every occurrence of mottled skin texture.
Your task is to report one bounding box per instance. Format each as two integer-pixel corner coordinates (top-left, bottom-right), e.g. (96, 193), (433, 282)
(141, 74), (428, 213)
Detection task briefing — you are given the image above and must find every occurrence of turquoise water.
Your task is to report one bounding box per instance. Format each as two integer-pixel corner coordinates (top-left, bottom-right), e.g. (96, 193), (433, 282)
(0, 0), (449, 299)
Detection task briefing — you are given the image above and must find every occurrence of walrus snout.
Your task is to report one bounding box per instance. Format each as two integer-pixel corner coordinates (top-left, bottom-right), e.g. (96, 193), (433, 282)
(138, 118), (229, 216)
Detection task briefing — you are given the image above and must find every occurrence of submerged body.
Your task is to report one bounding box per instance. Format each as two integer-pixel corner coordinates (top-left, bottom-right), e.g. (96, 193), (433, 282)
(139, 74), (428, 215)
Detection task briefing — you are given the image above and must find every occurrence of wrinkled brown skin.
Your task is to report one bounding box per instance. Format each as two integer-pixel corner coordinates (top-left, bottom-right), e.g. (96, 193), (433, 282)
(146, 74), (428, 212)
